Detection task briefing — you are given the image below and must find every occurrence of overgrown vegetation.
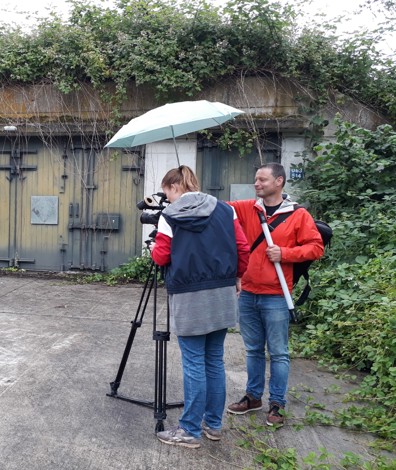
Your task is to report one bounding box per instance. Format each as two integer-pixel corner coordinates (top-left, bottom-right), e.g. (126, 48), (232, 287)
(226, 370), (396, 468)
(230, 414), (396, 469)
(0, 0), (395, 124)
(289, 119), (396, 448)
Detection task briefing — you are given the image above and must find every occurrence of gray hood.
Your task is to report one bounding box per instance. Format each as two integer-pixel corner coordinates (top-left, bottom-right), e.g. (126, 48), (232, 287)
(162, 192), (218, 233)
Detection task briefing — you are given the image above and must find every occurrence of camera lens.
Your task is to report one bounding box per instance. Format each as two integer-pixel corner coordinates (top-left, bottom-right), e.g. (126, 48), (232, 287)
(140, 211), (161, 225)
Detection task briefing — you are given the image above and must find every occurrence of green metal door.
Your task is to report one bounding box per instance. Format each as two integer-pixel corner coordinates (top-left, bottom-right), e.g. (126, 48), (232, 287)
(0, 140), (38, 268)
(0, 136), (144, 272)
(197, 134), (281, 200)
(62, 142), (144, 271)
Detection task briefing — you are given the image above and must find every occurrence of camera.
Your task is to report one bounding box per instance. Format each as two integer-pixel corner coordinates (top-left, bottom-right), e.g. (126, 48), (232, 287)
(137, 192), (169, 225)
(137, 192), (169, 247)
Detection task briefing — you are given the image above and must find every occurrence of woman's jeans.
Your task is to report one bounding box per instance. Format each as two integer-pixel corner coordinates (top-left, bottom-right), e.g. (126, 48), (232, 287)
(239, 291), (290, 407)
(177, 328), (228, 438)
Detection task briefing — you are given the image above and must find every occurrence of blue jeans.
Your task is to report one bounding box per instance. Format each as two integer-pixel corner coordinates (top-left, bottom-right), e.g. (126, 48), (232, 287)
(239, 291), (290, 406)
(177, 328), (227, 438)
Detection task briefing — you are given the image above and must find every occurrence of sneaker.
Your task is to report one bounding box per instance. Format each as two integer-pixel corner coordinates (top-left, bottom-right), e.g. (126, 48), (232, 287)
(202, 422), (221, 441)
(227, 394), (263, 415)
(266, 402), (285, 426)
(157, 426), (201, 448)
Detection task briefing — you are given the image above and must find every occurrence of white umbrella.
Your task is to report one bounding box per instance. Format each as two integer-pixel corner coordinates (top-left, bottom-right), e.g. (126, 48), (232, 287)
(105, 100), (245, 165)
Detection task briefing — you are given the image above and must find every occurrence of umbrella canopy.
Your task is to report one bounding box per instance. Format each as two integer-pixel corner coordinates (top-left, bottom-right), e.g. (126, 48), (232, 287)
(105, 100), (245, 164)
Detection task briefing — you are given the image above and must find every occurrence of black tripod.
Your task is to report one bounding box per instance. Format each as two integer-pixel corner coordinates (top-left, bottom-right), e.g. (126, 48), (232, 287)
(107, 260), (183, 432)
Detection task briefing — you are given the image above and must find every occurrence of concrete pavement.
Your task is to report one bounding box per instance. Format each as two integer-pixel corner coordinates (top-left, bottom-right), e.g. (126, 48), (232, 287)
(0, 274), (392, 469)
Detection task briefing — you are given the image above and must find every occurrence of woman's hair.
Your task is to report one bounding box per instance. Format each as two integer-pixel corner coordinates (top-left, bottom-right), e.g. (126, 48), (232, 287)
(161, 165), (200, 192)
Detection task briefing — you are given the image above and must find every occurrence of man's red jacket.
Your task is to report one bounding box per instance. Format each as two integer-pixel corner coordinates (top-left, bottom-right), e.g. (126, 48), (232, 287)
(228, 198), (324, 295)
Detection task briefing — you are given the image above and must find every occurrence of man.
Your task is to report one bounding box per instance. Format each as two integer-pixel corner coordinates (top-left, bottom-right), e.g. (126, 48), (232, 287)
(227, 162), (324, 426)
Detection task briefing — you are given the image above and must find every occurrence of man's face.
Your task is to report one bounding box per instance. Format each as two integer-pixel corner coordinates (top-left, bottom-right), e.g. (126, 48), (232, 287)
(254, 168), (283, 199)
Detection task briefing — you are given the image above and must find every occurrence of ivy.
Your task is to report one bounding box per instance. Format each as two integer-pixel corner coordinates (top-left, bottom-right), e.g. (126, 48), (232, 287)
(0, 0), (395, 122)
(202, 127), (257, 156)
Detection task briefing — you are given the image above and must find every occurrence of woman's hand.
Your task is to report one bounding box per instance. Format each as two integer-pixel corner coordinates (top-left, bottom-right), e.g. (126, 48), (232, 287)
(236, 277), (242, 297)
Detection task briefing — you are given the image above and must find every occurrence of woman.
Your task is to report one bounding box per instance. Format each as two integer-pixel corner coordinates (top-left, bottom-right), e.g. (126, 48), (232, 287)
(150, 165), (249, 449)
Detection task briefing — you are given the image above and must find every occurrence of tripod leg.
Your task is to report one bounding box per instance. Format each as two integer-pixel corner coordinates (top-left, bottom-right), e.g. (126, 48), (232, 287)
(152, 284), (184, 432)
(108, 320), (142, 396)
(107, 261), (155, 397)
(155, 420), (164, 433)
(153, 331), (170, 431)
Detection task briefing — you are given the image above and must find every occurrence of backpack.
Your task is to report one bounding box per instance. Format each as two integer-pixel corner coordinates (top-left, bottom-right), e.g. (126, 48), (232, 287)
(250, 206), (333, 306)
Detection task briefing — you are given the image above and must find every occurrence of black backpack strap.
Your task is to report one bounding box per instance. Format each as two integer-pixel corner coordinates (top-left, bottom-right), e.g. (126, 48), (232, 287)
(250, 208), (299, 253)
(294, 272), (312, 306)
(268, 210), (296, 231)
(250, 232), (265, 253)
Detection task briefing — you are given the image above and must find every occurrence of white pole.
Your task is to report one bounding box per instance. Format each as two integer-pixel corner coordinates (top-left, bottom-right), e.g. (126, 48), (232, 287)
(257, 212), (297, 322)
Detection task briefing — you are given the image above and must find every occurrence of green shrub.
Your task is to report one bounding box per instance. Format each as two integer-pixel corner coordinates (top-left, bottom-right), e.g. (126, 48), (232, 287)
(291, 119), (396, 440)
(84, 252), (157, 286)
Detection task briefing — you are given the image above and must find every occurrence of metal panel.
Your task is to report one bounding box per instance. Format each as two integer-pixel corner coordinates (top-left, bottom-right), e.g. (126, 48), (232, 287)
(230, 184), (256, 200)
(95, 213), (120, 231)
(31, 196), (59, 224)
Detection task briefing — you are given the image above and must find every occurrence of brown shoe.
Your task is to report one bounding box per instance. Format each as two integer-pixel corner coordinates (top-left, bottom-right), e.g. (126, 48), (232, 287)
(266, 402), (285, 426)
(227, 394), (263, 414)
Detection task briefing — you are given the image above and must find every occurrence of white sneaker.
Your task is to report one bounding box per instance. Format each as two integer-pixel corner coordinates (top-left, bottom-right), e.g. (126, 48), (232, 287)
(157, 426), (201, 448)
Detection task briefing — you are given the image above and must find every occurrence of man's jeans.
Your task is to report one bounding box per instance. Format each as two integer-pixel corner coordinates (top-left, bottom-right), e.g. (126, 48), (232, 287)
(239, 291), (290, 406)
(178, 328), (227, 438)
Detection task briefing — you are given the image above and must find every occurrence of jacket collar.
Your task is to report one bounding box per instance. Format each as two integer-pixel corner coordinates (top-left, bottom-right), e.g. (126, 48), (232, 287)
(254, 197), (297, 216)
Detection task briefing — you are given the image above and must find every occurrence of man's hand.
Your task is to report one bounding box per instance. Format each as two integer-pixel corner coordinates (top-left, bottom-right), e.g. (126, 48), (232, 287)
(266, 245), (282, 263)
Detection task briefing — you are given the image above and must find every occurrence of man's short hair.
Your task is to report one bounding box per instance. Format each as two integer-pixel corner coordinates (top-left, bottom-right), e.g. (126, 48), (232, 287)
(259, 162), (286, 187)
